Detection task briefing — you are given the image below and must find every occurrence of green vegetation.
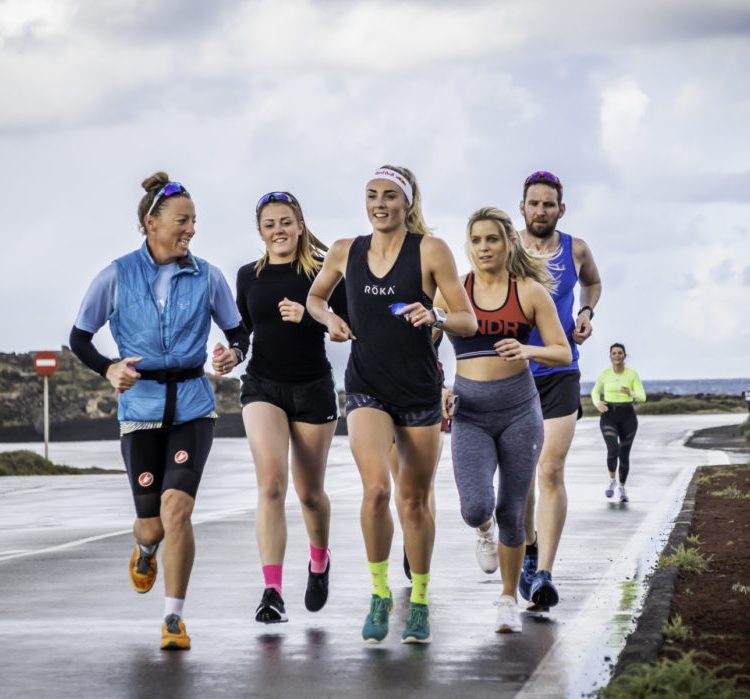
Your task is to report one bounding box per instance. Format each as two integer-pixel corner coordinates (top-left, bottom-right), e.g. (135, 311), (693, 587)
(696, 470), (735, 485)
(684, 534), (702, 546)
(711, 485), (750, 500)
(660, 544), (712, 573)
(618, 580), (638, 611)
(740, 416), (750, 441)
(0, 450), (120, 476)
(581, 392), (746, 418)
(600, 652), (749, 698)
(731, 581), (750, 596)
(661, 614), (693, 643)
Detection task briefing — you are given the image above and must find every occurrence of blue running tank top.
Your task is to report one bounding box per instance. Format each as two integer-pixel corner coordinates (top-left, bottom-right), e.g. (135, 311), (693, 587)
(344, 232), (441, 408)
(528, 231), (579, 376)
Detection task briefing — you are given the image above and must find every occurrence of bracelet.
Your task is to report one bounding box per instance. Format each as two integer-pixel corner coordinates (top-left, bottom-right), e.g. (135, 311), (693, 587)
(577, 305), (594, 320)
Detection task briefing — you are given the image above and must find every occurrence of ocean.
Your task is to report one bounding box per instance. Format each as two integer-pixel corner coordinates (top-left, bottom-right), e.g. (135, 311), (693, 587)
(580, 378), (750, 397)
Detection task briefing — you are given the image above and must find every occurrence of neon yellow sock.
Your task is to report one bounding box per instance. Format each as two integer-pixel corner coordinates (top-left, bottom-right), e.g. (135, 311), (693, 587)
(410, 572), (430, 605)
(368, 560), (390, 599)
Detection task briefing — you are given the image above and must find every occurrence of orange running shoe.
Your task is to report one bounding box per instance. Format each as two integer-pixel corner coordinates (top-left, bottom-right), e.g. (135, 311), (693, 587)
(129, 544), (157, 594)
(160, 614), (191, 651)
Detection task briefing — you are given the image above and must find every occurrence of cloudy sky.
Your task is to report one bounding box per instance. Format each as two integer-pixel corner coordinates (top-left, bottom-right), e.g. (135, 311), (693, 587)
(1, 0), (748, 384)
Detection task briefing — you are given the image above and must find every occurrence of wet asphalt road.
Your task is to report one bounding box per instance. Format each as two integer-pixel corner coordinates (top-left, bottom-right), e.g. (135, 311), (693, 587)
(0, 414), (741, 698)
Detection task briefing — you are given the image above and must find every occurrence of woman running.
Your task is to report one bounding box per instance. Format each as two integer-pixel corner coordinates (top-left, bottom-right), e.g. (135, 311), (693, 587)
(590, 343), (646, 503)
(438, 207), (571, 633)
(69, 172), (248, 650)
(236, 191), (346, 624)
(307, 165), (476, 644)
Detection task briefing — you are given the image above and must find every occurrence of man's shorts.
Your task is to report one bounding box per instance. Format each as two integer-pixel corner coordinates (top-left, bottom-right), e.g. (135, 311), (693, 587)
(533, 370), (583, 421)
(241, 370), (338, 424)
(345, 392), (442, 427)
(120, 417), (214, 518)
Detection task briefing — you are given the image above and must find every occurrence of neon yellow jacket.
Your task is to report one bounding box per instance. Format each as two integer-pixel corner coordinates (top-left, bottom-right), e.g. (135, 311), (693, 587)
(591, 367), (646, 404)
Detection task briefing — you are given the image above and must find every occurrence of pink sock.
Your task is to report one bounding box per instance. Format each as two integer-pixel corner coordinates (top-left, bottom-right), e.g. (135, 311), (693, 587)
(310, 545), (329, 574)
(262, 564), (283, 594)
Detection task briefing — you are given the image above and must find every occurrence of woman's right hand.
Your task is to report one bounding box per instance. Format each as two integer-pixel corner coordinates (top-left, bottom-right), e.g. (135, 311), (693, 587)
(326, 313), (356, 342)
(106, 357), (142, 393)
(596, 401), (608, 413)
(442, 388), (455, 419)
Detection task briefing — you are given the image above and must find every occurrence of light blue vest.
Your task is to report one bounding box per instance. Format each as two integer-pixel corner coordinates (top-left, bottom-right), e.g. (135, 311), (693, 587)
(109, 242), (215, 423)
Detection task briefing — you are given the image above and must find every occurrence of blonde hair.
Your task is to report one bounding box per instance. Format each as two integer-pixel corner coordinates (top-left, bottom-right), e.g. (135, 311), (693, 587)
(380, 164), (432, 236)
(255, 193), (328, 280)
(466, 207), (557, 292)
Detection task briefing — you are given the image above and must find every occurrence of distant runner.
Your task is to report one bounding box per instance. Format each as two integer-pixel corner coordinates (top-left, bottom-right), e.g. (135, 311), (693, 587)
(518, 170), (602, 611)
(307, 165), (476, 644)
(236, 191), (346, 624)
(69, 172), (248, 650)
(591, 343), (646, 503)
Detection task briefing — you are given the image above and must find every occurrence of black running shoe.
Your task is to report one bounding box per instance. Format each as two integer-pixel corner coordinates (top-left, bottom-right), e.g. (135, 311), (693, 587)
(305, 559), (330, 612)
(403, 547), (412, 581)
(255, 587), (288, 624)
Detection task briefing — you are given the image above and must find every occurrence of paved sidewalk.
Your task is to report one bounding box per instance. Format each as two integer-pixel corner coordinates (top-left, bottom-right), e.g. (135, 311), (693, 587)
(0, 414), (742, 698)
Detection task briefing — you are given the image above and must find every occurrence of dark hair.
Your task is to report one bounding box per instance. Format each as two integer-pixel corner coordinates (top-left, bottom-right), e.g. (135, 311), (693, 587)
(523, 178), (563, 206)
(610, 343), (627, 356)
(137, 171), (191, 235)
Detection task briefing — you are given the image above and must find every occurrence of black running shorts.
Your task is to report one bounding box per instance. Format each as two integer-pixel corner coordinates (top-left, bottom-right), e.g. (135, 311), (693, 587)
(345, 392), (442, 427)
(240, 370), (338, 424)
(533, 370), (583, 420)
(120, 418), (214, 518)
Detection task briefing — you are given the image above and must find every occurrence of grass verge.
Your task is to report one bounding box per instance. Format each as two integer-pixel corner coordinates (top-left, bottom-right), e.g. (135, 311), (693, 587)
(0, 449), (120, 475)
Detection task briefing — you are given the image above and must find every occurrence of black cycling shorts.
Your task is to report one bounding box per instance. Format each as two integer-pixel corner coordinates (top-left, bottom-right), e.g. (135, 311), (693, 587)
(120, 418), (214, 518)
(240, 370), (338, 424)
(533, 370), (583, 420)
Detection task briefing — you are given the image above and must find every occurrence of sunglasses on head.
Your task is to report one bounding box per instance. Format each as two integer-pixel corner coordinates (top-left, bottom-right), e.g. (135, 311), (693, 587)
(146, 182), (189, 217)
(524, 170), (562, 189)
(256, 191), (297, 213)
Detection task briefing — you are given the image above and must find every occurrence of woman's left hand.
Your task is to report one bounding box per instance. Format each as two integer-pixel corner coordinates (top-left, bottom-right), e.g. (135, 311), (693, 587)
(279, 297), (305, 323)
(494, 338), (530, 362)
(399, 302), (435, 328)
(620, 386), (631, 396)
(211, 342), (238, 375)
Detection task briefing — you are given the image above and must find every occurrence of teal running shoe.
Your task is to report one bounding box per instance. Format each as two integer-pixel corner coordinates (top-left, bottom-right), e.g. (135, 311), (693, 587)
(401, 602), (431, 644)
(362, 593), (393, 643)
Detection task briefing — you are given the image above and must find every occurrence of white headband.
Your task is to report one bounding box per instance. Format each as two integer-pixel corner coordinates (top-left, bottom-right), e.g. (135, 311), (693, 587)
(371, 168), (413, 205)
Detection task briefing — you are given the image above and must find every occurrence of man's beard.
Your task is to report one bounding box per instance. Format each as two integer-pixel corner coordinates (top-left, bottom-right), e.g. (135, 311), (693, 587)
(525, 217), (559, 240)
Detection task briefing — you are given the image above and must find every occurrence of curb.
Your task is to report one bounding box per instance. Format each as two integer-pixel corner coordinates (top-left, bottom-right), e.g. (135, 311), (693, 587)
(610, 465), (702, 676)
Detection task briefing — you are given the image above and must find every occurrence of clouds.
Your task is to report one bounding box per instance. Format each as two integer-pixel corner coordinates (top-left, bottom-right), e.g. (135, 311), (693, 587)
(1, 0), (749, 380)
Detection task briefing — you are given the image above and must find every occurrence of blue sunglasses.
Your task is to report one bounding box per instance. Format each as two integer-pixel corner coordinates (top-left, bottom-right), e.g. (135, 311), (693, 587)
(146, 181), (189, 217)
(524, 170), (562, 189)
(256, 191), (298, 213)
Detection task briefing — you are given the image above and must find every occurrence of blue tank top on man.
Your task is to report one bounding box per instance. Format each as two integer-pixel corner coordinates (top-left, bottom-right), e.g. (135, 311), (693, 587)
(528, 231), (579, 377)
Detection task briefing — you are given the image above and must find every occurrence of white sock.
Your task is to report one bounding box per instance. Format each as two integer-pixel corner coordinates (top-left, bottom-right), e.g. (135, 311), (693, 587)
(164, 597), (185, 619)
(138, 543), (157, 555)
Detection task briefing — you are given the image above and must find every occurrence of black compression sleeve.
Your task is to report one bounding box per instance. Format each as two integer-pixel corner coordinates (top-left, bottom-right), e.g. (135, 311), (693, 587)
(222, 323), (250, 360)
(69, 326), (114, 378)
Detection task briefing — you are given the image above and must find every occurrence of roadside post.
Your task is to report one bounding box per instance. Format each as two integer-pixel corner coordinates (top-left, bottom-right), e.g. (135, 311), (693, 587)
(32, 351), (59, 459)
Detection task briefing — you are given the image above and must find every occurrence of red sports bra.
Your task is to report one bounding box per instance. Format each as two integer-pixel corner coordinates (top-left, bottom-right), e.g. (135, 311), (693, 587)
(450, 272), (532, 360)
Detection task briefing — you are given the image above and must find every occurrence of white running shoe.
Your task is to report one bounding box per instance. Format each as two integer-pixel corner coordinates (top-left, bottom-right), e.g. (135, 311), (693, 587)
(618, 485), (629, 503)
(605, 479), (616, 498)
(475, 519), (499, 574)
(494, 595), (522, 633)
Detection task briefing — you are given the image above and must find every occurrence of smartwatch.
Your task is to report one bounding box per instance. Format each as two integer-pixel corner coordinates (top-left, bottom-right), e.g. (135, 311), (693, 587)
(577, 305), (594, 320)
(431, 307), (447, 329)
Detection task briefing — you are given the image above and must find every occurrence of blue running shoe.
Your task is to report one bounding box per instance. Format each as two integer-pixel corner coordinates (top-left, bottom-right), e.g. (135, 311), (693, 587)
(401, 602), (431, 644)
(518, 541), (538, 602)
(530, 570), (559, 608)
(362, 593), (393, 643)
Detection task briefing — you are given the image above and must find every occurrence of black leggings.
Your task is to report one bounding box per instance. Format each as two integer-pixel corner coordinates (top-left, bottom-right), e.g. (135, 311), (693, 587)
(599, 405), (638, 484)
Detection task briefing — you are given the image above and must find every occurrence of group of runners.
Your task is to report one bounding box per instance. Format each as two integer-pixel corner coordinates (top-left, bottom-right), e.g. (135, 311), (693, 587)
(69, 163), (652, 651)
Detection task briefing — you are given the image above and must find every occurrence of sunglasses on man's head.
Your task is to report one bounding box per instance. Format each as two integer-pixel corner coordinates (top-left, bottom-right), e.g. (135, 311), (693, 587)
(146, 182), (189, 217)
(524, 171), (562, 189)
(256, 191), (297, 213)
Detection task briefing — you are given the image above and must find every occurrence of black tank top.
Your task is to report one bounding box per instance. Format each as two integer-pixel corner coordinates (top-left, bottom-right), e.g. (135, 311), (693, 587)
(344, 232), (441, 408)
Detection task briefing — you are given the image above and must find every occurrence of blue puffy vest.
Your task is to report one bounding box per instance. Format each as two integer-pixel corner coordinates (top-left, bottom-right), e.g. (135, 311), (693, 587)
(109, 242), (215, 423)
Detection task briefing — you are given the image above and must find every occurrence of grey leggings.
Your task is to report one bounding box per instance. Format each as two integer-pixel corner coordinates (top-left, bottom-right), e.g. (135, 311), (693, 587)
(451, 371), (544, 547)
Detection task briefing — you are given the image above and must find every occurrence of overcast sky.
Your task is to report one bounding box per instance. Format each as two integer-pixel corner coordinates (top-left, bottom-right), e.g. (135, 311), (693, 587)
(1, 0), (748, 384)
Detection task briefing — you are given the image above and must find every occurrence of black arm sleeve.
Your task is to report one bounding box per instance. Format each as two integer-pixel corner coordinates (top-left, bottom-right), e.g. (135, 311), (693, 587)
(222, 323), (250, 361)
(69, 326), (114, 378)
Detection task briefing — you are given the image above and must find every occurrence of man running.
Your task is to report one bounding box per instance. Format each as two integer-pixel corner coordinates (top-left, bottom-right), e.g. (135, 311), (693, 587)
(518, 170), (602, 610)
